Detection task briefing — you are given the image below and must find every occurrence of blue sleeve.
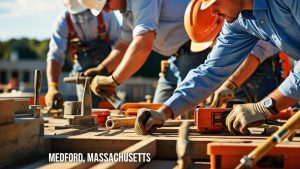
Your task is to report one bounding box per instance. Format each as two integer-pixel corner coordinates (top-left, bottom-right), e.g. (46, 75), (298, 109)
(164, 21), (259, 117)
(102, 11), (121, 47)
(251, 40), (279, 63)
(278, 61), (300, 100)
(283, 0), (300, 26)
(46, 12), (68, 66)
(131, 0), (159, 37)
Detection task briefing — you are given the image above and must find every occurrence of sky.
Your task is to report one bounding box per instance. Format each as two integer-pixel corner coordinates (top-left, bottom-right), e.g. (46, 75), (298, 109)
(0, 0), (65, 41)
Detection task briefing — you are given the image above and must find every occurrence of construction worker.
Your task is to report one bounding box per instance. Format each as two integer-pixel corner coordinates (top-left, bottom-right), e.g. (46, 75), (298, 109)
(45, 0), (120, 109)
(134, 0), (300, 135)
(78, 0), (208, 103)
(206, 40), (283, 107)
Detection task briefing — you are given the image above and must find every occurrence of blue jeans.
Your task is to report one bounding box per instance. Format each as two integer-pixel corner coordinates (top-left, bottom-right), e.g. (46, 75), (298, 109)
(153, 47), (211, 103)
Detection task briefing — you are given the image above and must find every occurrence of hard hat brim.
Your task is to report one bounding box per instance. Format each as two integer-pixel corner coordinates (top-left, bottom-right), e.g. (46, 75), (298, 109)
(200, 0), (217, 10)
(91, 9), (101, 16)
(190, 41), (213, 52)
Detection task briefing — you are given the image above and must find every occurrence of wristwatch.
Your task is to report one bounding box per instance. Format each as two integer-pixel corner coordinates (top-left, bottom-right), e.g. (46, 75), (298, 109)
(263, 97), (278, 115)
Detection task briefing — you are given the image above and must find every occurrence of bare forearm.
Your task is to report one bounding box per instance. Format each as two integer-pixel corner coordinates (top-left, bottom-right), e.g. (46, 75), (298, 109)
(228, 54), (260, 87)
(112, 32), (155, 83)
(101, 41), (129, 72)
(46, 60), (62, 86)
(268, 89), (298, 112)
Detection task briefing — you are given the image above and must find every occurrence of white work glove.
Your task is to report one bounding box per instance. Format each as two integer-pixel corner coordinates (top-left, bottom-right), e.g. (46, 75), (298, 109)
(135, 108), (167, 135)
(225, 100), (273, 135)
(206, 80), (237, 107)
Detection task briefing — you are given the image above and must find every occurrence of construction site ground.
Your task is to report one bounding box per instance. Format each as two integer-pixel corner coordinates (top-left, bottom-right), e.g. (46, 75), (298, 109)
(2, 115), (300, 169)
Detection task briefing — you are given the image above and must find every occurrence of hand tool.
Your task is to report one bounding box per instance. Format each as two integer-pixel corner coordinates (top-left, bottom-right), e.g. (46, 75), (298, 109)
(208, 140), (300, 169)
(29, 69), (44, 118)
(63, 76), (96, 125)
(159, 60), (169, 77)
(194, 100), (298, 133)
(174, 121), (192, 169)
(81, 77), (92, 115)
(105, 117), (136, 129)
(235, 110), (300, 169)
(63, 73), (123, 110)
(63, 72), (86, 84)
(120, 103), (162, 116)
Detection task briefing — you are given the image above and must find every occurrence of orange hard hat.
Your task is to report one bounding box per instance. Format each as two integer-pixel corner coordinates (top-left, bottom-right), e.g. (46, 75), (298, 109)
(184, 0), (224, 52)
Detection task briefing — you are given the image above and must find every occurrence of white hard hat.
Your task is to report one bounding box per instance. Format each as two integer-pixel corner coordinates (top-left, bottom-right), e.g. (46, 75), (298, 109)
(63, 0), (87, 14)
(78, 0), (107, 16)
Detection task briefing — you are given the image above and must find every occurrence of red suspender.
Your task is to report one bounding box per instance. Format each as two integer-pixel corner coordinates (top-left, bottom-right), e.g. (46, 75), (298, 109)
(97, 13), (109, 43)
(66, 12), (110, 63)
(66, 13), (77, 63)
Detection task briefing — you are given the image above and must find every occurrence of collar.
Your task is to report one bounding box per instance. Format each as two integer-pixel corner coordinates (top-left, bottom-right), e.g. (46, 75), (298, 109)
(253, 0), (267, 17)
(71, 10), (93, 24)
(241, 0), (267, 20)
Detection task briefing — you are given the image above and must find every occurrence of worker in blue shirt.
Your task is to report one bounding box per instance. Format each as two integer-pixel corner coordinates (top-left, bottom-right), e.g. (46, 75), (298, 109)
(45, 0), (120, 109)
(206, 40), (283, 107)
(134, 0), (300, 135)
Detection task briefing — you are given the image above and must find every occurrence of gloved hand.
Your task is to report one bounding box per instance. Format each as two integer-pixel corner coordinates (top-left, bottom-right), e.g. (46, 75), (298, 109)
(90, 75), (119, 96)
(45, 84), (63, 109)
(135, 108), (167, 135)
(83, 64), (109, 77)
(206, 80), (237, 107)
(225, 100), (273, 135)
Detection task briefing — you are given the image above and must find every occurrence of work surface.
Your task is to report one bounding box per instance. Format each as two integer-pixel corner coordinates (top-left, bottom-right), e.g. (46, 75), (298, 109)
(11, 117), (299, 169)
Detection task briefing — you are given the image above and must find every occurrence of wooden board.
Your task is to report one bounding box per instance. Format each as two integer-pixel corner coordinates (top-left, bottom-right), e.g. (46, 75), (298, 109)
(8, 116), (300, 169)
(0, 118), (45, 168)
(0, 99), (15, 125)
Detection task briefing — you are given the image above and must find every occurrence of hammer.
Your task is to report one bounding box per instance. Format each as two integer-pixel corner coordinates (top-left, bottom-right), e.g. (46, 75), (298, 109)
(29, 69), (44, 118)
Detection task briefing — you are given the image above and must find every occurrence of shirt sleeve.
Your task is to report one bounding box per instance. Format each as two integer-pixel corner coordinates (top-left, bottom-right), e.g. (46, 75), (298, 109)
(102, 11), (121, 47)
(283, 0), (300, 26)
(46, 12), (69, 66)
(164, 21), (259, 117)
(251, 40), (279, 63)
(278, 61), (300, 100)
(131, 0), (160, 37)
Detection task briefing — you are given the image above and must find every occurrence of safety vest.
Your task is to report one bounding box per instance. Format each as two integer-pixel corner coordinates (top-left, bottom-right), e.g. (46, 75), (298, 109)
(66, 12), (109, 63)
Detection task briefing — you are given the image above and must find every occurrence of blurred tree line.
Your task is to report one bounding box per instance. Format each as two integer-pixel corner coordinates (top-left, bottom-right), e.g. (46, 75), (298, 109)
(0, 38), (164, 77)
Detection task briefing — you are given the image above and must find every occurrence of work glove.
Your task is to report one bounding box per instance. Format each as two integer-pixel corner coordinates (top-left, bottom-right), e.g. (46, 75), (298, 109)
(45, 84), (63, 109)
(206, 80), (237, 107)
(225, 100), (273, 135)
(135, 108), (167, 135)
(90, 75), (119, 96)
(83, 64), (109, 77)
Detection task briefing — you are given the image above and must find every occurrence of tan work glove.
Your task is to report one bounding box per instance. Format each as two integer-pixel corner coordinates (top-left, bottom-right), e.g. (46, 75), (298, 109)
(225, 100), (273, 135)
(135, 108), (167, 135)
(90, 75), (119, 96)
(45, 83), (63, 109)
(206, 80), (237, 107)
(83, 64), (110, 77)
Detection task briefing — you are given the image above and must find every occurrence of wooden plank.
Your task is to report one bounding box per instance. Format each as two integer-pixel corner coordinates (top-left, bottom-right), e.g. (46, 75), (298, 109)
(0, 99), (15, 125)
(0, 118), (44, 168)
(92, 137), (157, 169)
(51, 137), (140, 154)
(14, 98), (30, 114)
(140, 160), (210, 169)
